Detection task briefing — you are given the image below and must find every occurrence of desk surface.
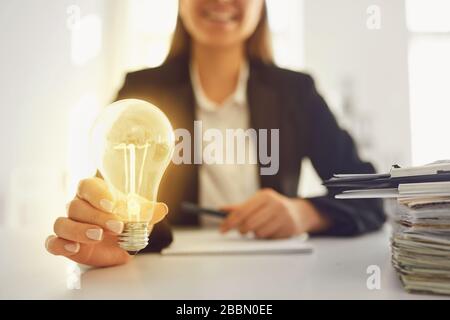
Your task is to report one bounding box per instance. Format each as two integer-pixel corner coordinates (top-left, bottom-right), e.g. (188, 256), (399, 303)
(0, 226), (447, 299)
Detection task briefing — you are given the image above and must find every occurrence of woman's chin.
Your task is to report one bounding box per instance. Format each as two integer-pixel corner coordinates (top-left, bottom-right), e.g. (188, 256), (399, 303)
(197, 28), (244, 48)
(198, 36), (243, 50)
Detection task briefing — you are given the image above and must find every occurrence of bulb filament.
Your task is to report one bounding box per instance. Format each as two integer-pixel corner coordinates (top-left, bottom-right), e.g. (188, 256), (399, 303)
(114, 142), (152, 221)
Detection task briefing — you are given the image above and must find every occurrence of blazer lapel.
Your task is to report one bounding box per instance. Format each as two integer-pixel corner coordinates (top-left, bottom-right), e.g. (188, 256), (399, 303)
(158, 56), (200, 224)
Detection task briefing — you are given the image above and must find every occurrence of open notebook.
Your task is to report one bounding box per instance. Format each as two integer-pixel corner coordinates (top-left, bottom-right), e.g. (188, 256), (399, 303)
(161, 229), (313, 255)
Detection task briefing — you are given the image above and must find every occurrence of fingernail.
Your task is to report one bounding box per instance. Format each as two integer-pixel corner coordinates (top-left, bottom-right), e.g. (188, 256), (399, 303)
(45, 235), (56, 250)
(106, 220), (124, 234)
(86, 228), (103, 241)
(64, 243), (80, 253)
(161, 203), (169, 215)
(100, 199), (114, 213)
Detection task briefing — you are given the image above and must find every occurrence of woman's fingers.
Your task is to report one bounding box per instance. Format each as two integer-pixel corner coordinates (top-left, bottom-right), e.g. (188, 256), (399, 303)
(46, 177), (171, 268)
(45, 235), (80, 256)
(68, 197), (167, 233)
(114, 200), (168, 225)
(75, 177), (168, 228)
(68, 245), (131, 267)
(149, 202), (169, 224)
(254, 217), (285, 239)
(77, 177), (114, 213)
(269, 224), (294, 239)
(238, 207), (274, 235)
(68, 198), (124, 234)
(220, 193), (268, 232)
(45, 235), (131, 267)
(54, 217), (104, 244)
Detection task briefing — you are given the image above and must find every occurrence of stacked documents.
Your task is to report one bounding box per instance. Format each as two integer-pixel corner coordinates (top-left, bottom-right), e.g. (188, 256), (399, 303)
(392, 194), (450, 295)
(325, 162), (450, 295)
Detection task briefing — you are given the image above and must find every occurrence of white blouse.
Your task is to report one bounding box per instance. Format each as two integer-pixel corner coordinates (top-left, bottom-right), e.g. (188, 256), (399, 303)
(190, 61), (260, 226)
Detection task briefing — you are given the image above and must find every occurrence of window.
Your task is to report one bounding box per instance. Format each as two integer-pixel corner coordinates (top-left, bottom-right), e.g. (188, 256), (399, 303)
(407, 0), (450, 165)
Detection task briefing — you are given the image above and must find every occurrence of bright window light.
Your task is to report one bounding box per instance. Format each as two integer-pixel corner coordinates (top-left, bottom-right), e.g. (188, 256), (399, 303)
(406, 0), (450, 33)
(267, 0), (304, 70)
(125, 0), (178, 69)
(128, 0), (178, 34)
(408, 37), (450, 165)
(407, 0), (450, 165)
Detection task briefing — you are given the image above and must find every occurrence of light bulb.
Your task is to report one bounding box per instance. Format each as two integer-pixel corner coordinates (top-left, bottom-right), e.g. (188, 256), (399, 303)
(90, 99), (175, 253)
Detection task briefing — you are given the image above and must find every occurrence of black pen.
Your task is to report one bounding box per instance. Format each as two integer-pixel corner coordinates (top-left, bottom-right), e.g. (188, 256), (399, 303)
(181, 202), (228, 219)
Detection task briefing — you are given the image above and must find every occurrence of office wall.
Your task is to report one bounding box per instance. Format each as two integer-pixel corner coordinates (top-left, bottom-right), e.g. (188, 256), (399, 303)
(303, 0), (412, 171)
(0, 0), (127, 226)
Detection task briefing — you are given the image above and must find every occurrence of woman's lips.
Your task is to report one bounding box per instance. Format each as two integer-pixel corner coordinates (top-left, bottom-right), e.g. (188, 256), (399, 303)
(202, 8), (239, 24)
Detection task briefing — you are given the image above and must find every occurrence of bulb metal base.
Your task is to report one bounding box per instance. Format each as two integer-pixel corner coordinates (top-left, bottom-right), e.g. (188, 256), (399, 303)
(118, 222), (148, 253)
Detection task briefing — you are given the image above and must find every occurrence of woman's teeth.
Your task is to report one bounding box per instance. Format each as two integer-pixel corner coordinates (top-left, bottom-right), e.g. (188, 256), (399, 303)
(205, 11), (237, 23)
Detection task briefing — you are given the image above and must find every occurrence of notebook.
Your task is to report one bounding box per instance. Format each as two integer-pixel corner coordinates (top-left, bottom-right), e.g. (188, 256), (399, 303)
(161, 229), (312, 255)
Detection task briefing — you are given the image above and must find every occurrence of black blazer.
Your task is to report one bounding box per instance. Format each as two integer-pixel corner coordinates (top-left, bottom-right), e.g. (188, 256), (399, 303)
(115, 54), (385, 252)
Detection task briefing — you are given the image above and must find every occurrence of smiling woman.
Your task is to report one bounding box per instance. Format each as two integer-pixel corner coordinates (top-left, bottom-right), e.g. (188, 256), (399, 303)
(46, 0), (385, 268)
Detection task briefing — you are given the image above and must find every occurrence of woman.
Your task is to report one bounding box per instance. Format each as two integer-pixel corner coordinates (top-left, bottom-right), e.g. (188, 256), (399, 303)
(45, 0), (385, 267)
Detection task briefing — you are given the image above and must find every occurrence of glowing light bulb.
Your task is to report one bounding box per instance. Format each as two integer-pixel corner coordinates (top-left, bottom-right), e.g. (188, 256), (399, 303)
(91, 99), (175, 253)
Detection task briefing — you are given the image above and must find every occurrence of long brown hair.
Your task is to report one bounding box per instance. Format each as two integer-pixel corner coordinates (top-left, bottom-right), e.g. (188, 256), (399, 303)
(165, 3), (273, 64)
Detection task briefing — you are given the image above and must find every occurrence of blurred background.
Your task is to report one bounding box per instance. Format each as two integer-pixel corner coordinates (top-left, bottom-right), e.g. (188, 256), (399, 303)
(0, 0), (449, 229)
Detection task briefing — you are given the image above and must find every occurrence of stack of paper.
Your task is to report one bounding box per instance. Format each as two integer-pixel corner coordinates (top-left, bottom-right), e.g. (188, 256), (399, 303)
(392, 196), (450, 295)
(324, 162), (450, 295)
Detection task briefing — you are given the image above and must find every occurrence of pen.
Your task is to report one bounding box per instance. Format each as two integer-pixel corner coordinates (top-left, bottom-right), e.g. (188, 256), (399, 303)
(181, 202), (228, 219)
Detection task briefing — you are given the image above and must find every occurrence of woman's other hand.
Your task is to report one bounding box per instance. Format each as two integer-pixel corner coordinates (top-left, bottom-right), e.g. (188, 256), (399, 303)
(45, 177), (168, 267)
(220, 189), (329, 239)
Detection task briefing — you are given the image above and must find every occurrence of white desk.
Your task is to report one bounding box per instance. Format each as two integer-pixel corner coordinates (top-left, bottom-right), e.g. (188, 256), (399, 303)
(0, 226), (446, 299)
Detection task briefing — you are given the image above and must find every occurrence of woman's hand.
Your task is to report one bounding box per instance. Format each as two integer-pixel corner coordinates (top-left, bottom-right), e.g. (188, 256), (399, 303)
(219, 189), (330, 239)
(45, 177), (168, 267)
